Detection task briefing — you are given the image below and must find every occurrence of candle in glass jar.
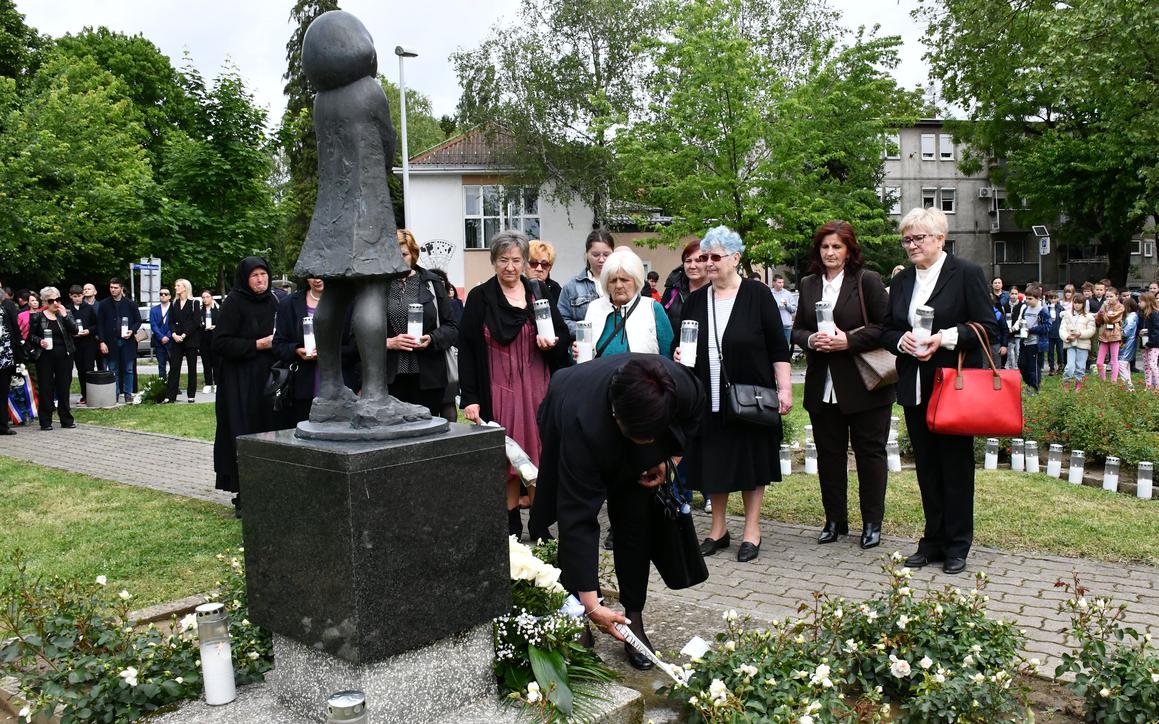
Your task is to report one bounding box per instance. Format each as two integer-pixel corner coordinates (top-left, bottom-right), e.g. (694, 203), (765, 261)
(533, 299), (555, 341)
(121, 316), (130, 338)
(1137, 462), (1153, 500)
(302, 316), (316, 356)
(407, 304), (424, 341)
(887, 440), (901, 472)
(1068, 450), (1085, 485)
(888, 416), (899, 443)
(1047, 444), (1063, 478)
(43, 328), (53, 351)
(815, 300), (836, 336)
(1025, 441), (1040, 474)
(984, 438), (999, 470)
(913, 305), (935, 355)
(205, 309), (213, 329)
(1011, 438), (1025, 472)
(804, 443), (817, 475)
(575, 321), (594, 363)
(1102, 456), (1119, 492)
(779, 444), (791, 476)
(679, 320), (698, 367)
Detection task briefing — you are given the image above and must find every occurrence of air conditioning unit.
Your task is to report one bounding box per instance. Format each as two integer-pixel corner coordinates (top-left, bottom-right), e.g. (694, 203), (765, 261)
(978, 187), (993, 199)
(990, 220), (1001, 233)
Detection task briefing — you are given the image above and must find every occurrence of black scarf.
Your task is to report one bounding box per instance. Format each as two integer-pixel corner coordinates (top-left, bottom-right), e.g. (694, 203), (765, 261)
(481, 275), (536, 346)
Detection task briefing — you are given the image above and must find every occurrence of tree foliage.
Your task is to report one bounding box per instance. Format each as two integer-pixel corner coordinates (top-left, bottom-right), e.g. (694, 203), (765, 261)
(615, 0), (918, 275)
(0, 0), (46, 92)
(917, 0), (1158, 286)
(452, 0), (661, 226)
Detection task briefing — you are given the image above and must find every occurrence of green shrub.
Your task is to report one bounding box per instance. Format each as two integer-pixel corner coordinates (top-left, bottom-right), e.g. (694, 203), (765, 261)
(0, 548), (271, 723)
(139, 374), (169, 404)
(1023, 382), (1159, 464)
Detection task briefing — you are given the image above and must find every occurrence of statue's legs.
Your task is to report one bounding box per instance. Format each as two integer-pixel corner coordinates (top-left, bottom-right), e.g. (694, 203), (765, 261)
(350, 278), (430, 428)
(307, 280), (358, 423)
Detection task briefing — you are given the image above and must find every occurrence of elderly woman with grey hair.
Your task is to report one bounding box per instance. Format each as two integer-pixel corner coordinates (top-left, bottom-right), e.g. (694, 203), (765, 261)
(27, 285), (78, 430)
(459, 230), (571, 538)
(581, 249), (674, 358)
(678, 226), (793, 563)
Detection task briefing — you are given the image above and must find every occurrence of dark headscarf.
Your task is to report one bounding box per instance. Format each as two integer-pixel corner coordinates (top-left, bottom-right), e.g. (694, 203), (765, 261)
(231, 256), (272, 302)
(480, 275), (536, 345)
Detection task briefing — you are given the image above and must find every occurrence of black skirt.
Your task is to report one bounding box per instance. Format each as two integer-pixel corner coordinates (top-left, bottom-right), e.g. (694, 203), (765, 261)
(684, 407), (782, 494)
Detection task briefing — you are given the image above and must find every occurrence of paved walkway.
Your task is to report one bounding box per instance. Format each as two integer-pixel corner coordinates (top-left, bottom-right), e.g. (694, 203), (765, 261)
(2, 423), (1156, 673)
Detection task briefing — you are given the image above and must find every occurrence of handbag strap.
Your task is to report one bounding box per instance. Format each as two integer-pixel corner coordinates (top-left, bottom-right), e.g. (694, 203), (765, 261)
(709, 287), (731, 388)
(596, 296), (641, 358)
(427, 280), (442, 330)
(956, 321), (1003, 389)
(856, 271), (870, 328)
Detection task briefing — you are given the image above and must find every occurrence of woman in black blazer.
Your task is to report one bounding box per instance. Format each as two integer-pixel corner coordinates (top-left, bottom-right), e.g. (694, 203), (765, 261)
(166, 278), (201, 403)
(791, 221), (896, 550)
(880, 208), (997, 575)
(678, 226), (792, 563)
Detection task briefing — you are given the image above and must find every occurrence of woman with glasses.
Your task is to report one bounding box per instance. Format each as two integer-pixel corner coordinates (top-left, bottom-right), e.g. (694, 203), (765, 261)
(27, 287), (78, 430)
(581, 249), (673, 360)
(527, 240), (562, 306)
(459, 230), (571, 539)
(882, 208), (996, 575)
(792, 221), (895, 550)
(559, 229), (615, 339)
(661, 239), (709, 335)
(678, 226), (793, 563)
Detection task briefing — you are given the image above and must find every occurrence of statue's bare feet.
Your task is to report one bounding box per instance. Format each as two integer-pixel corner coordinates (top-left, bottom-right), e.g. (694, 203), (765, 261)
(351, 395), (431, 428)
(308, 387), (359, 423)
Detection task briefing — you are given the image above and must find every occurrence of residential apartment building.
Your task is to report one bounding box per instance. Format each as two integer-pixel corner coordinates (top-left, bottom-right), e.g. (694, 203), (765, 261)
(881, 119), (1157, 289)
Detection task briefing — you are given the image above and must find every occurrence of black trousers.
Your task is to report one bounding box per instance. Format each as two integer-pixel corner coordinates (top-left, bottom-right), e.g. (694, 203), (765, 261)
(36, 349), (74, 428)
(809, 401), (890, 526)
(390, 373), (442, 417)
(0, 366), (11, 430)
(166, 341), (198, 400)
(903, 403), (975, 559)
(73, 340), (98, 400)
(200, 332), (215, 386)
(606, 479), (654, 612)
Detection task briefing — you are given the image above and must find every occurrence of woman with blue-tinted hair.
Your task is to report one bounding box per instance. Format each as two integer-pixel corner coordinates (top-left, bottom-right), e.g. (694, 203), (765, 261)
(677, 226), (793, 563)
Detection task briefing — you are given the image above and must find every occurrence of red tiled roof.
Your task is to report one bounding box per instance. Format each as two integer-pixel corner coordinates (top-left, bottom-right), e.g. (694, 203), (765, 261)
(409, 125), (514, 166)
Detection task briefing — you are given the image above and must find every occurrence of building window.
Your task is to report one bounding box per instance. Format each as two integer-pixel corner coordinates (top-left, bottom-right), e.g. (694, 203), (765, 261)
(1132, 239), (1142, 255)
(939, 134), (954, 161)
(940, 188), (956, 214)
(945, 239), (956, 255)
(883, 133), (901, 160)
(920, 134), (936, 160)
(1146, 240), (1155, 258)
(884, 186), (901, 215)
(463, 184), (540, 249)
(922, 187), (937, 208)
(995, 240), (1025, 264)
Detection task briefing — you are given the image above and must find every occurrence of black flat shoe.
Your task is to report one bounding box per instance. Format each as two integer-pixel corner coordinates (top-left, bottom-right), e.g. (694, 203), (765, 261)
(817, 521), (848, 544)
(0, 429), (15, 435)
(737, 540), (760, 562)
(624, 643), (654, 670)
(904, 551), (943, 568)
(699, 532), (730, 556)
(40, 425), (53, 431)
(860, 522), (882, 549)
(943, 557), (967, 575)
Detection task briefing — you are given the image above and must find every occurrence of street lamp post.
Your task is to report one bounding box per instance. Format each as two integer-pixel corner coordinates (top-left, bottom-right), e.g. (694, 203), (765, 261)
(394, 46), (418, 228)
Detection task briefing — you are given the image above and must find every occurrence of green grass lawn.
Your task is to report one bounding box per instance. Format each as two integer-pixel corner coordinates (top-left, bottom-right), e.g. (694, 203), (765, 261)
(718, 470), (1159, 565)
(73, 400), (217, 441)
(0, 458), (241, 606)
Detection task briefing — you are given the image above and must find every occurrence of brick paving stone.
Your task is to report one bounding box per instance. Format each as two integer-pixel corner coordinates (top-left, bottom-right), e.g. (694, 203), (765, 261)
(4, 423), (1158, 681)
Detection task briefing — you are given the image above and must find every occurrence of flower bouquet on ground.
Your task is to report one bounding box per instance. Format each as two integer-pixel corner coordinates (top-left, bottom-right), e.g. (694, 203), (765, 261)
(494, 537), (618, 722)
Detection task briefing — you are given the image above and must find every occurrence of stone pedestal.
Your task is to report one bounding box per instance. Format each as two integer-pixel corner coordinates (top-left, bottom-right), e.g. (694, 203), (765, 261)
(237, 423), (510, 718)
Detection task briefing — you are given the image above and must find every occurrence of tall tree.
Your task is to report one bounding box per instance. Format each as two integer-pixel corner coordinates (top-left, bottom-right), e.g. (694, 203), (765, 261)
(615, 0), (918, 273)
(917, 0), (1158, 286)
(156, 61), (278, 291)
(0, 52), (154, 285)
(0, 0), (46, 91)
(279, 0), (340, 261)
(452, 0), (661, 226)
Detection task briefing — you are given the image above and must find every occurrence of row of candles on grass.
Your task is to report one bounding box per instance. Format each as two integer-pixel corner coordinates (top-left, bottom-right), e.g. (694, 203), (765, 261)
(781, 419), (904, 476)
(983, 438), (1153, 499)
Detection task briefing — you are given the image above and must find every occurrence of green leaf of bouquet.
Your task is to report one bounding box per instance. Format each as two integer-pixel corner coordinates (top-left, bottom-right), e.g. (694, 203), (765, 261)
(529, 644), (573, 715)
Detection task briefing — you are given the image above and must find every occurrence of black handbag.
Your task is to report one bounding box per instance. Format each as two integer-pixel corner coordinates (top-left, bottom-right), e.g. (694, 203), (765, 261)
(648, 461), (708, 590)
(710, 288), (781, 429)
(264, 360), (297, 412)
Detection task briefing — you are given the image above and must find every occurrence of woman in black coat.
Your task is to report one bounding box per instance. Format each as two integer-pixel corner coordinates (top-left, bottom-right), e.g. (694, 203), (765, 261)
(27, 287), (77, 430)
(386, 231), (459, 416)
(791, 221), (895, 550)
(532, 354), (703, 669)
(212, 257), (279, 512)
(0, 294), (24, 434)
(199, 290), (219, 393)
(678, 226), (793, 564)
(166, 278), (201, 403)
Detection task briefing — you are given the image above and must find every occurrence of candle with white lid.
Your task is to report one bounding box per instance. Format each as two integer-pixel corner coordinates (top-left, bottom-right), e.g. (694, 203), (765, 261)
(195, 602), (236, 706)
(575, 321), (594, 363)
(43, 327), (53, 351)
(815, 300), (836, 336)
(1011, 438), (1025, 472)
(326, 690), (368, 724)
(804, 443), (817, 475)
(984, 438), (998, 470)
(1102, 456), (1119, 493)
(302, 316), (316, 357)
(1137, 462), (1153, 500)
(912, 305), (935, 355)
(407, 304), (424, 341)
(803, 424), (814, 448)
(679, 320), (699, 367)
(779, 444), (791, 476)
(533, 299), (556, 341)
(887, 440), (901, 472)
(1046, 444), (1063, 478)
(1025, 441), (1040, 474)
(1068, 450), (1085, 485)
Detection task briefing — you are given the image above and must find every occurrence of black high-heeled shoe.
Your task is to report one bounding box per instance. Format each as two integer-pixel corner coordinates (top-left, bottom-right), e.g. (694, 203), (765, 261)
(860, 522), (882, 549)
(816, 520), (847, 544)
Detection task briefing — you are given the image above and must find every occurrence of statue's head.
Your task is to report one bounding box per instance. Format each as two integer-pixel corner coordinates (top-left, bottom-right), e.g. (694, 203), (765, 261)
(302, 11), (378, 91)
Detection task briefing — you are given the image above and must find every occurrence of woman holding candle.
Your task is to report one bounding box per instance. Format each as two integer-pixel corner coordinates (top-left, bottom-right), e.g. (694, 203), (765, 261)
(384, 229), (459, 417)
(199, 290), (218, 394)
(791, 221), (895, 549)
(526, 240), (562, 306)
(882, 208), (997, 575)
(272, 276), (327, 425)
(27, 286), (77, 430)
(165, 279), (201, 404)
(678, 225), (793, 563)
(661, 239), (710, 334)
(579, 249), (673, 360)
(459, 230), (570, 538)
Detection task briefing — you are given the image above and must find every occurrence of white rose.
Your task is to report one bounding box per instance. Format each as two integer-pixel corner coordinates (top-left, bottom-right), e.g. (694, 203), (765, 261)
(919, 656), (933, 670)
(723, 609), (738, 622)
(934, 673), (945, 684)
(95, 575), (107, 586)
(972, 673), (985, 684)
(889, 659), (911, 678)
(963, 654), (974, 667)
(799, 716), (814, 724)
(119, 590), (131, 600)
(119, 667), (139, 687)
(1099, 687), (1110, 698)
(724, 640), (736, 651)
(175, 677), (184, 684)
(1151, 673), (1159, 684)
(18, 707), (29, 721)
(896, 615), (910, 630)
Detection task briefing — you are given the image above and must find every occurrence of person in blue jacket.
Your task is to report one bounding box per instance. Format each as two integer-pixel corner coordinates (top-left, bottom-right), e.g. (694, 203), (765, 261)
(558, 229), (614, 340)
(1015, 284), (1053, 394)
(149, 288), (173, 379)
(96, 278), (143, 403)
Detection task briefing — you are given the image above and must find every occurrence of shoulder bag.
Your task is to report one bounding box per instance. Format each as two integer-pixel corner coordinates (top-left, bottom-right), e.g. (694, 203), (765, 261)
(427, 280), (459, 388)
(595, 297), (641, 358)
(848, 272), (899, 391)
(926, 321), (1023, 437)
(265, 360), (298, 412)
(711, 287), (781, 428)
(648, 459), (708, 590)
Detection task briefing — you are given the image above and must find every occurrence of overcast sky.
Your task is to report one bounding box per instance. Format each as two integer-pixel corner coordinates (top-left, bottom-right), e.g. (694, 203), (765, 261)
(19, 0), (931, 132)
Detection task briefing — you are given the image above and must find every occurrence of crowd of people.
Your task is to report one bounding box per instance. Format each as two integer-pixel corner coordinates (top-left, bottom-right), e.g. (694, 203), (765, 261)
(4, 207), (1157, 669)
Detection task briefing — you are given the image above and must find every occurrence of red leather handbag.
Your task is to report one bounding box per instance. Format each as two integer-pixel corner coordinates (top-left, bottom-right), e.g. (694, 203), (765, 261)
(926, 322), (1023, 437)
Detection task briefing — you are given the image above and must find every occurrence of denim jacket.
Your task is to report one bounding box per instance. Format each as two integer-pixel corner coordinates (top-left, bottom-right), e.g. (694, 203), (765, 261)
(558, 268), (601, 340)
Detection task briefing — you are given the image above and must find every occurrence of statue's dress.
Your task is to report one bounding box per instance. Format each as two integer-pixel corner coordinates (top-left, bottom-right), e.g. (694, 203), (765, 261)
(294, 75), (410, 279)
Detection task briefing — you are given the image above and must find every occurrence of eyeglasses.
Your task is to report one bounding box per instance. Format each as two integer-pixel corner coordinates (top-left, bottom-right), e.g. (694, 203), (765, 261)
(695, 253), (729, 263)
(527, 260), (552, 269)
(43, 298), (59, 303)
(900, 234), (936, 247)
(160, 292), (171, 296)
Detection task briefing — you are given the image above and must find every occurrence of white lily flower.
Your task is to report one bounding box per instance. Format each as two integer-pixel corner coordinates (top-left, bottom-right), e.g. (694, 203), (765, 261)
(119, 667), (139, 687)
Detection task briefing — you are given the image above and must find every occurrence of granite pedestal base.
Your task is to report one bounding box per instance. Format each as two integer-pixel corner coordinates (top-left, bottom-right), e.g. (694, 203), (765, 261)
(237, 423), (510, 665)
